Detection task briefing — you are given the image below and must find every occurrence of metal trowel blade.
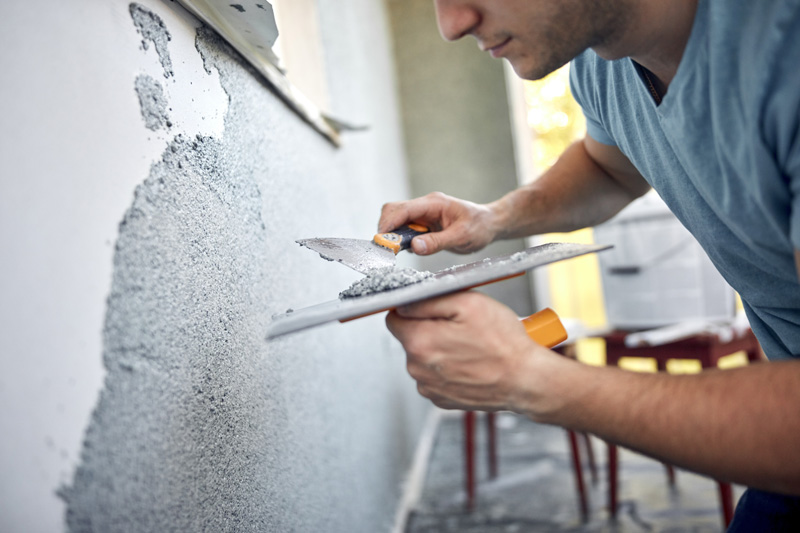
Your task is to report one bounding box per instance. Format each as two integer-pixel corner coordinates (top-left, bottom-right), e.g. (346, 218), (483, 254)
(297, 238), (396, 274)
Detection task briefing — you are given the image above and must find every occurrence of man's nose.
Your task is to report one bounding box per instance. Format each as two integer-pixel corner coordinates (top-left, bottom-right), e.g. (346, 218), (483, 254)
(433, 0), (480, 41)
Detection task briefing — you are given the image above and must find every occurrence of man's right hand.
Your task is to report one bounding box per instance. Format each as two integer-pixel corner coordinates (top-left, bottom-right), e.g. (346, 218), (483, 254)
(378, 192), (501, 256)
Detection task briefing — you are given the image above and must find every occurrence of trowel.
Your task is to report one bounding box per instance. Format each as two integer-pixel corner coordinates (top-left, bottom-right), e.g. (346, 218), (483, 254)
(267, 242), (611, 339)
(297, 224), (429, 274)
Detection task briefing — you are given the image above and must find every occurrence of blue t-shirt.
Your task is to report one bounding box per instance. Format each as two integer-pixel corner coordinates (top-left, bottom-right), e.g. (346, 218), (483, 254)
(570, 0), (800, 359)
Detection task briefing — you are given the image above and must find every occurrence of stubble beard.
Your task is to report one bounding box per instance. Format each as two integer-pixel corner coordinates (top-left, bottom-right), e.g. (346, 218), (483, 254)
(512, 0), (631, 81)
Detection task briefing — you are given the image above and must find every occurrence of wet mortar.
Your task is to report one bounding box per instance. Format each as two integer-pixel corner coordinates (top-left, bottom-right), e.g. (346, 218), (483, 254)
(59, 3), (423, 532)
(58, 7), (279, 532)
(339, 267), (434, 299)
(134, 74), (171, 130)
(130, 2), (174, 78)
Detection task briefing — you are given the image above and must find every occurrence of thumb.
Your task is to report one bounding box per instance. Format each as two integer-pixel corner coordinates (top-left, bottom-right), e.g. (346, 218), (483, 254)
(411, 229), (459, 256)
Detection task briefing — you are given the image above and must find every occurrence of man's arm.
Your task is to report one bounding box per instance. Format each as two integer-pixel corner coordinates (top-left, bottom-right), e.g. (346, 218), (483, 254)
(387, 292), (800, 496)
(378, 136), (650, 255)
(489, 136), (651, 239)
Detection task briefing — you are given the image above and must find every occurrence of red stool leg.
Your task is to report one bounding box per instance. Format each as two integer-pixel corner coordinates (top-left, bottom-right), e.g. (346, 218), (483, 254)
(654, 358), (678, 487)
(608, 443), (619, 519)
(718, 481), (734, 527)
(487, 412), (498, 479)
(567, 430), (589, 521)
(582, 433), (598, 485)
(464, 411), (476, 510)
(664, 464), (676, 486)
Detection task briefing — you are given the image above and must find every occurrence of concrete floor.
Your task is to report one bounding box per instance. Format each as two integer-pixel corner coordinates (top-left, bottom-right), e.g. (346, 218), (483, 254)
(406, 412), (743, 533)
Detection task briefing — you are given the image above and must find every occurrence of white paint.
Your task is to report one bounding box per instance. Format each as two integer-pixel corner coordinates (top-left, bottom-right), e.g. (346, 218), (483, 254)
(0, 1), (227, 530)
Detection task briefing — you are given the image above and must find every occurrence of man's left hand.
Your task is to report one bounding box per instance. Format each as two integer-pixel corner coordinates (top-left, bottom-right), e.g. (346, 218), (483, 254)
(385, 291), (550, 412)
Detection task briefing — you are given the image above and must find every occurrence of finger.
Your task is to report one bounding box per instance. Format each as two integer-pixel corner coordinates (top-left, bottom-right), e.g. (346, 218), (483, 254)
(410, 226), (467, 255)
(417, 384), (458, 408)
(378, 193), (448, 233)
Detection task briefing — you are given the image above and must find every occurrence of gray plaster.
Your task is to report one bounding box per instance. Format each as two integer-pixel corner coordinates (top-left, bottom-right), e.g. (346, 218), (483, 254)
(59, 130), (275, 531)
(340, 267), (434, 299)
(59, 4), (427, 531)
(134, 74), (171, 130)
(130, 3), (174, 78)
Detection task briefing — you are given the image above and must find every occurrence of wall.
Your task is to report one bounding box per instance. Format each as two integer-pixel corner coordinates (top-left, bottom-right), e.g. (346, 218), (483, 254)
(0, 1), (429, 531)
(387, 0), (534, 316)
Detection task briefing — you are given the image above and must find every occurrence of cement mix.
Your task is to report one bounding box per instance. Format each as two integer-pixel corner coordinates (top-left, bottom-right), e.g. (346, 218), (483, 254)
(339, 267), (433, 299)
(59, 4), (417, 531)
(134, 74), (171, 130)
(59, 9), (279, 532)
(130, 3), (174, 78)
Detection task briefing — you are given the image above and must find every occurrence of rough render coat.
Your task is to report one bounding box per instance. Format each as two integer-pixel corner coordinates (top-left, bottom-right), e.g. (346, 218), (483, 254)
(51, 3), (428, 532)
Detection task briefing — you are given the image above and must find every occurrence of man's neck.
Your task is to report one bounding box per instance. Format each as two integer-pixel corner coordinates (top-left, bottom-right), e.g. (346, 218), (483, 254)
(594, 0), (698, 90)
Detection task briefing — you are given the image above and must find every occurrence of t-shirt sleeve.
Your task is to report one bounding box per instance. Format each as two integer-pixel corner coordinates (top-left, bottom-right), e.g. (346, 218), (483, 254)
(569, 55), (617, 146)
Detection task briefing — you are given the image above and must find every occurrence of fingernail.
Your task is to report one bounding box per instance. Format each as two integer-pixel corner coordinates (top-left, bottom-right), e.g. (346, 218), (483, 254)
(415, 238), (428, 254)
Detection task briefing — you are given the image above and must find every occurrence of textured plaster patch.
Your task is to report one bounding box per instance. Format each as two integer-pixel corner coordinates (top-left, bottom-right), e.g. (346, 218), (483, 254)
(58, 129), (277, 531)
(339, 267), (433, 299)
(60, 3), (415, 531)
(129, 3), (173, 78)
(134, 74), (171, 130)
(57, 11), (295, 532)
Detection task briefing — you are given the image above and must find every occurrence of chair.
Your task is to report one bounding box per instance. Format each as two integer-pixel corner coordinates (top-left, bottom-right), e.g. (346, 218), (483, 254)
(462, 411), (597, 519)
(461, 315), (596, 518)
(601, 325), (763, 527)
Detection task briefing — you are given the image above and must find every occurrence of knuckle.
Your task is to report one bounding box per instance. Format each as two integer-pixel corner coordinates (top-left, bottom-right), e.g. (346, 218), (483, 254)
(458, 292), (487, 315)
(403, 335), (430, 360)
(406, 360), (424, 380)
(426, 191), (450, 207)
(417, 383), (432, 398)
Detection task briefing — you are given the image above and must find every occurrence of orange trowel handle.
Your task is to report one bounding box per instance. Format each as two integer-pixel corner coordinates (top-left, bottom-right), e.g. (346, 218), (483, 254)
(373, 224), (429, 254)
(521, 308), (567, 348)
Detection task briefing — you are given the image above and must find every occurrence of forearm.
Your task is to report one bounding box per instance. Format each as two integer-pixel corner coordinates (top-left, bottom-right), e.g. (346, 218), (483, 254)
(523, 353), (800, 495)
(488, 138), (649, 240)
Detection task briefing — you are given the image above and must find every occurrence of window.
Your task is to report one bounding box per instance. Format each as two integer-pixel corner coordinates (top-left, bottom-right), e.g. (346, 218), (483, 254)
(177, 0), (342, 144)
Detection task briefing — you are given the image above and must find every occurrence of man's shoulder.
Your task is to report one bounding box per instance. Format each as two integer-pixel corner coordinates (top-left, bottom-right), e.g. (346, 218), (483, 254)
(709, 0), (800, 67)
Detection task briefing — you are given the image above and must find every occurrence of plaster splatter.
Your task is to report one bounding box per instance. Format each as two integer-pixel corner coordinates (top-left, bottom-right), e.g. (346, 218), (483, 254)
(339, 267), (433, 299)
(230, 4), (246, 13)
(134, 74), (171, 130)
(129, 3), (174, 78)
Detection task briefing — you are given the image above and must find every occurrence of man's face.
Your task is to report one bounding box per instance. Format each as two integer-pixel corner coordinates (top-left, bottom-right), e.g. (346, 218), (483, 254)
(433, 0), (623, 80)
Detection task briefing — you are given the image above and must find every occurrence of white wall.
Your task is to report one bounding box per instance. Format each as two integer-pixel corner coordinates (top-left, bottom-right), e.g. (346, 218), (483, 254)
(0, 1), (428, 531)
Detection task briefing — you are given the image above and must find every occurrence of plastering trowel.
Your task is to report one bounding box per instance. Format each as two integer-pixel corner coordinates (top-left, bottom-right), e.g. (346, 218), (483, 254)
(297, 224), (429, 274)
(267, 242), (611, 339)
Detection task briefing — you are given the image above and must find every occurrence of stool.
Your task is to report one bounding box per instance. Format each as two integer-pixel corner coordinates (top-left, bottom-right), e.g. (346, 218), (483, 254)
(462, 411), (496, 510)
(461, 308), (592, 514)
(463, 342), (597, 518)
(602, 326), (763, 527)
(462, 412), (597, 519)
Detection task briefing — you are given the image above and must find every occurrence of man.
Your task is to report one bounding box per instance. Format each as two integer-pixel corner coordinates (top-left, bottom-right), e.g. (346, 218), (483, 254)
(381, 0), (800, 528)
